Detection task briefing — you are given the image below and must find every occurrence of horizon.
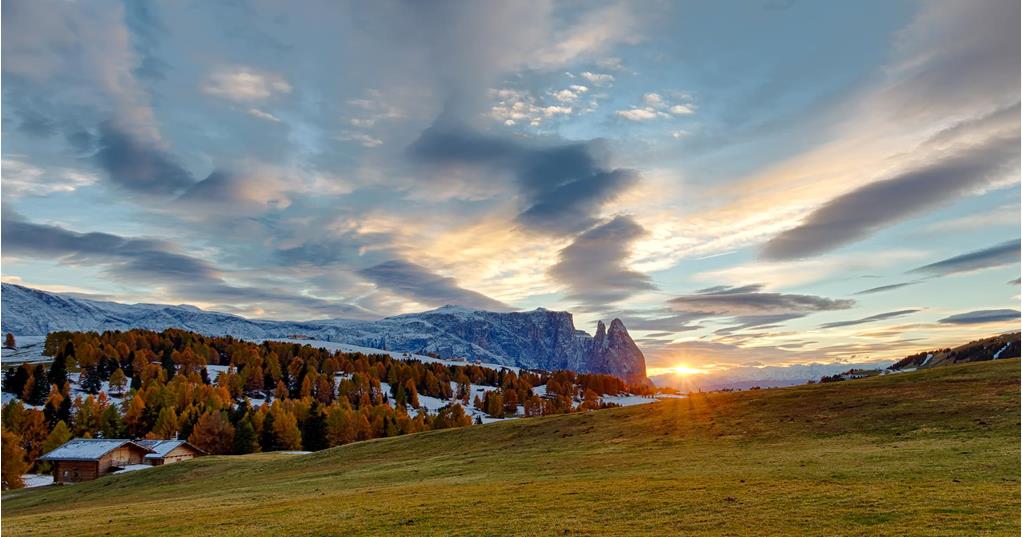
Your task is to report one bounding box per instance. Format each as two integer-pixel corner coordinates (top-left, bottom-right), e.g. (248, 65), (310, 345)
(2, 0), (1020, 375)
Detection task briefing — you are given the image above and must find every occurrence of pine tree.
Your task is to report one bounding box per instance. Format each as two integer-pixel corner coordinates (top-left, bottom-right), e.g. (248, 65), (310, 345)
(3, 333), (15, 350)
(79, 366), (102, 395)
(2, 368), (16, 394)
(47, 351), (69, 389)
(99, 405), (124, 439)
(9, 366), (30, 399)
(232, 415), (257, 454)
(301, 403), (327, 451)
(29, 365), (50, 405)
(161, 348), (176, 380)
(259, 411), (276, 452)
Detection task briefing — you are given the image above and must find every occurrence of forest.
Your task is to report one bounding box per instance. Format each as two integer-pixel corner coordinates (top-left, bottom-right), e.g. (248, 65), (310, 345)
(1, 329), (651, 488)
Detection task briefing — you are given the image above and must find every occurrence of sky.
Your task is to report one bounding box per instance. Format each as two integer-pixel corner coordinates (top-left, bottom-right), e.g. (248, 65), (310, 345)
(1, 0), (1020, 374)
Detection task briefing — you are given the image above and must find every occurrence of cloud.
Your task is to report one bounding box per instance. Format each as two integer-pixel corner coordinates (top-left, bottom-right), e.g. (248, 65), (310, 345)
(937, 309), (1021, 325)
(548, 216), (655, 307)
(489, 88), (575, 127)
(908, 239), (1020, 277)
(202, 66), (292, 102)
(579, 72), (614, 85)
(93, 122), (196, 196)
(853, 282), (918, 295)
(1, 158), (98, 197)
(615, 92), (695, 122)
(246, 108), (281, 123)
(819, 309), (920, 329)
(1, 213), (372, 319)
(408, 123), (638, 235)
(615, 108), (660, 121)
(715, 313), (806, 336)
(358, 259), (510, 311)
(669, 284), (854, 316)
(762, 122), (1020, 260)
(337, 131), (384, 148)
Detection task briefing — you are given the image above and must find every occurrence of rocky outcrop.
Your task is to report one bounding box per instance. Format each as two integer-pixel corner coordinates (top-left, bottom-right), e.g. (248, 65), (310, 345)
(585, 319), (648, 385)
(1, 284), (649, 382)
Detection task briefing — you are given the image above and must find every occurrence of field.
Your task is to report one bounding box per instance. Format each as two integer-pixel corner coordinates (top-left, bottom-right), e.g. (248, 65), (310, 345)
(2, 359), (1019, 536)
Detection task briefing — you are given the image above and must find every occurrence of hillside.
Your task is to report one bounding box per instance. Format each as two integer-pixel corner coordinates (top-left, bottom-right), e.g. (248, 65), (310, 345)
(0, 283), (646, 382)
(3, 359), (1018, 536)
(891, 332), (1020, 370)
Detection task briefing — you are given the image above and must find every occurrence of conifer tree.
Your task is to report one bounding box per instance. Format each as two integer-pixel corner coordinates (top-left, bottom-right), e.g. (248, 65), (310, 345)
(108, 368), (127, 395)
(188, 411), (235, 455)
(161, 347), (176, 380)
(99, 405), (124, 439)
(271, 406), (302, 451)
(232, 415), (257, 455)
(29, 365), (50, 405)
(37, 420), (72, 472)
(301, 402), (327, 451)
(79, 366), (102, 395)
(1, 430), (28, 490)
(150, 407), (179, 439)
(47, 352), (68, 389)
(259, 410), (276, 452)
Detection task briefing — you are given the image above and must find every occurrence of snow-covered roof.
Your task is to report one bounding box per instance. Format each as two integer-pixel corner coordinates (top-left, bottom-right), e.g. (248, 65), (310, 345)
(137, 439), (205, 458)
(38, 439), (153, 462)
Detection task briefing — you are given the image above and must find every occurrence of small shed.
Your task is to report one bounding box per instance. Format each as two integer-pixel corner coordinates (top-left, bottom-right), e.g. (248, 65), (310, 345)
(137, 439), (205, 465)
(38, 439), (154, 483)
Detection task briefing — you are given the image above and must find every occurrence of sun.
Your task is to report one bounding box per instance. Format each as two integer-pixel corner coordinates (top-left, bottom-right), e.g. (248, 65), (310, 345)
(650, 363), (707, 376)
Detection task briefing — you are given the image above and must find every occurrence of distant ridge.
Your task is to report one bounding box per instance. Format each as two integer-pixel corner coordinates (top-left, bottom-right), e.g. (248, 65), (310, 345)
(0, 283), (647, 383)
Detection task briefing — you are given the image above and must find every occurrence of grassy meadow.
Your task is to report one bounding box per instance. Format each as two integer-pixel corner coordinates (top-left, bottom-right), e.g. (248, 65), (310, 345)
(3, 359), (1019, 536)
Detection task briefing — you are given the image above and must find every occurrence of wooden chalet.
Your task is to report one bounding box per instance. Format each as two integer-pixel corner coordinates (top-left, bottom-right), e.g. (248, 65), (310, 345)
(136, 439), (205, 465)
(38, 439), (154, 483)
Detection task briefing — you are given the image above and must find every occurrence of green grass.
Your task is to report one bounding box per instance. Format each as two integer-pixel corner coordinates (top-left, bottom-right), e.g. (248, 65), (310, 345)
(3, 359), (1019, 536)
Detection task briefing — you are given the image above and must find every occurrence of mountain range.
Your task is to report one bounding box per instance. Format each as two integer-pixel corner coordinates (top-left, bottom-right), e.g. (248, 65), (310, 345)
(0, 283), (648, 383)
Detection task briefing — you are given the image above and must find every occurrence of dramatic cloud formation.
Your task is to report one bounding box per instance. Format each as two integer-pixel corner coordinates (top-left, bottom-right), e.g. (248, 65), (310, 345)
(908, 239), (1021, 277)
(1, 1), (1018, 371)
(762, 127), (1020, 260)
(93, 123), (196, 196)
(938, 309), (1021, 325)
(409, 123), (639, 235)
(358, 259), (510, 311)
(549, 216), (655, 307)
(669, 285), (854, 316)
(1, 212), (372, 318)
(819, 309), (920, 329)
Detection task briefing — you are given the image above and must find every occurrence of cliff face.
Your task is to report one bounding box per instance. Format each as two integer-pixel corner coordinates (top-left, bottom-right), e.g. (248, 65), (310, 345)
(1, 284), (649, 382)
(585, 319), (648, 385)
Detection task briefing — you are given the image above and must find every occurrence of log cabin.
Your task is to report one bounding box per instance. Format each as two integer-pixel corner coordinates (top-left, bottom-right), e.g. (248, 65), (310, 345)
(136, 439), (205, 465)
(38, 439), (155, 483)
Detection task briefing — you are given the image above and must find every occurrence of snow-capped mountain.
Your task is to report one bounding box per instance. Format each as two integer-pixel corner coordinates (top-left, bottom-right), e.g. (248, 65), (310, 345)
(0, 283), (647, 383)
